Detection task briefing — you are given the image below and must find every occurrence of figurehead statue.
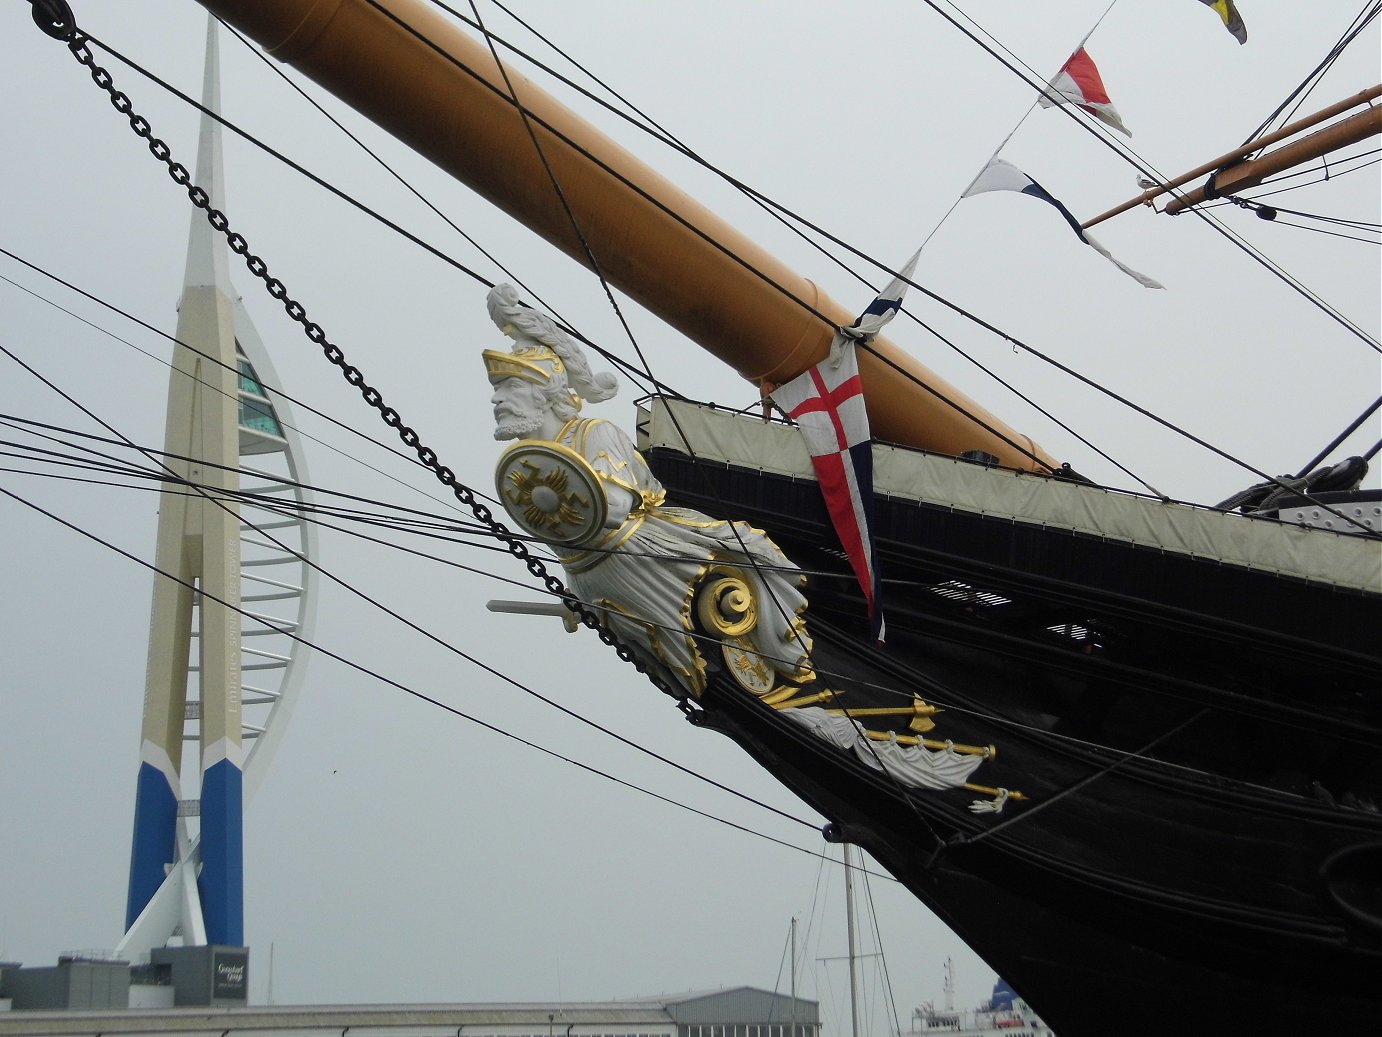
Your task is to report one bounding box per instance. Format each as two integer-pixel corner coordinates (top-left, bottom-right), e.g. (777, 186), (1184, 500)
(476, 285), (999, 806)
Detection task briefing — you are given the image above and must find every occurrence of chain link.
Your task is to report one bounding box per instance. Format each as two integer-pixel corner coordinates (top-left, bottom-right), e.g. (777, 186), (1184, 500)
(48, 21), (692, 710)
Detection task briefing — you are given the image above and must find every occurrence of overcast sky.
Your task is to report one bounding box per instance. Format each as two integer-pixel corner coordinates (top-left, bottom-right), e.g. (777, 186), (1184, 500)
(1, 0), (1378, 1026)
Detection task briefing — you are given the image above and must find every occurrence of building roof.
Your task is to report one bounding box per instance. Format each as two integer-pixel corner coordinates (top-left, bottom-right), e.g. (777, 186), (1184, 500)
(0, 987), (819, 1036)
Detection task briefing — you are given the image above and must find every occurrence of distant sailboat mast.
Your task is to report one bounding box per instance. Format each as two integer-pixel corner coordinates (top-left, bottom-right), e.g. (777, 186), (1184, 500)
(790, 917), (798, 1037)
(844, 844), (862, 1037)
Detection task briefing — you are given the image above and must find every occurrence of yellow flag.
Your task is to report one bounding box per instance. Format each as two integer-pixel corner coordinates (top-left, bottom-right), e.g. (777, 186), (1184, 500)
(1199, 0), (1248, 44)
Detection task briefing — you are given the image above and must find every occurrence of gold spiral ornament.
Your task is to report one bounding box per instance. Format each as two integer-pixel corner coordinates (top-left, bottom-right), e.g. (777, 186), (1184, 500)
(695, 569), (758, 637)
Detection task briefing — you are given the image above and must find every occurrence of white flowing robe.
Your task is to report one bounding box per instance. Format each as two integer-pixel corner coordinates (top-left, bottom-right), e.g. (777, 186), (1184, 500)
(552, 417), (810, 694)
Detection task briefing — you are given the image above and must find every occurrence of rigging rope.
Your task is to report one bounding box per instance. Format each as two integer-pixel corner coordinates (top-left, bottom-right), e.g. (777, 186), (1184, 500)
(25, 14), (715, 762)
(0, 355), (863, 872)
(1240, 0), (1382, 146)
(211, 16), (647, 394)
(0, 335), (821, 831)
(13, 8), (970, 866)
(0, 255), (510, 518)
(58, 2), (1372, 502)
(13, 2), (1382, 730)
(448, 0), (1381, 493)
(2, 479), (862, 863)
(15, 5), (1381, 884)
(453, 0), (958, 846)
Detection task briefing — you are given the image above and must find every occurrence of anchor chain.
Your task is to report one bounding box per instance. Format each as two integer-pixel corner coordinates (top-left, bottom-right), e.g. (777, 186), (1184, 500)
(33, 6), (696, 719)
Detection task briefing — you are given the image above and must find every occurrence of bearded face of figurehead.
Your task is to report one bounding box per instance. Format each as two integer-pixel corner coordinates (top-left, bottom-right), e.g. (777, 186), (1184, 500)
(490, 374), (549, 441)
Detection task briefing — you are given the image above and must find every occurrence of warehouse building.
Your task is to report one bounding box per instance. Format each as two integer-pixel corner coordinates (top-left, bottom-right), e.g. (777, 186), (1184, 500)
(0, 968), (819, 1037)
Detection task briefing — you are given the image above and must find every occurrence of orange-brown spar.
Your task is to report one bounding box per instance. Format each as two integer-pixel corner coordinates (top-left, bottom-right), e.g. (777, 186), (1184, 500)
(194, 0), (1055, 470)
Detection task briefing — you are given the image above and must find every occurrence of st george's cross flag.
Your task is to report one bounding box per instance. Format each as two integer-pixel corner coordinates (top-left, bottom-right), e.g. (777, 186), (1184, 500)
(962, 158), (1164, 289)
(771, 250), (920, 644)
(1039, 48), (1131, 137)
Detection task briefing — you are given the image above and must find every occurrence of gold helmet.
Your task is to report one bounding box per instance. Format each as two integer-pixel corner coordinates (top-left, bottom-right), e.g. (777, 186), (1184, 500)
(481, 341), (566, 386)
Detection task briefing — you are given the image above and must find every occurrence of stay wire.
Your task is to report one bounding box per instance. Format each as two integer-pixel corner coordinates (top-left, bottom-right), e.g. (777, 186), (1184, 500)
(0, 444), (167, 488)
(1252, 205), (1381, 231)
(0, 477), (865, 868)
(1216, 148), (1381, 201)
(71, 29), (662, 398)
(946, 709), (1208, 854)
(448, 0), (1095, 480)
(768, 923), (792, 1020)
(0, 439), (887, 719)
(1241, 1), (1382, 146)
(0, 247), (510, 515)
(0, 435), (570, 598)
(473, 0), (1378, 485)
(913, 0), (1381, 355)
(1293, 395), (1382, 477)
(0, 324), (816, 838)
(214, 16), (552, 342)
(1, 407), (932, 583)
(459, 0), (915, 834)
(0, 407), (513, 550)
(211, 15), (657, 400)
(6, 397), (1374, 748)
(0, 468), (820, 853)
(1244, 216), (1380, 246)
(0, 435), (515, 565)
(859, 862), (904, 1037)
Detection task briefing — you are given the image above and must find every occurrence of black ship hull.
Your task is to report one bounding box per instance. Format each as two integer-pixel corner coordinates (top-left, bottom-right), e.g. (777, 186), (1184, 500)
(641, 400), (1382, 1036)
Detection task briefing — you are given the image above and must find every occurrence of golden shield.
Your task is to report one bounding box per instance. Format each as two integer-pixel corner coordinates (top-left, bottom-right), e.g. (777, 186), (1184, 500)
(495, 440), (608, 547)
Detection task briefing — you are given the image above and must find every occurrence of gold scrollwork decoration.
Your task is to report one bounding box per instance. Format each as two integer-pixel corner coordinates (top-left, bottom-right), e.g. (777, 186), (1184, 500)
(695, 569), (758, 637)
